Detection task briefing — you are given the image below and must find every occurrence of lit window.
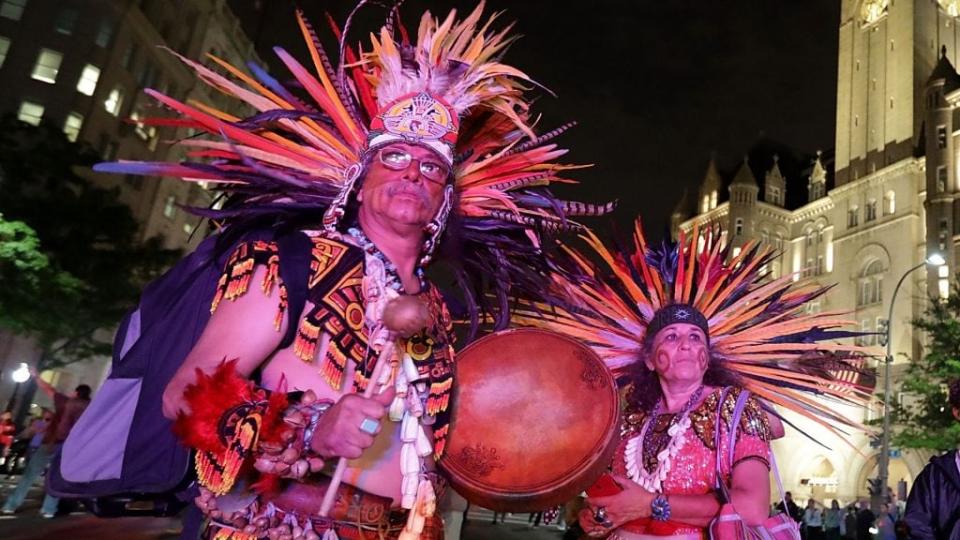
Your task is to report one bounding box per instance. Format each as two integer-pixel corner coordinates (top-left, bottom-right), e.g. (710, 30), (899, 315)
(0, 0), (27, 21)
(163, 195), (177, 219)
(811, 182), (825, 200)
(939, 265), (950, 279)
(31, 49), (62, 84)
(848, 206), (859, 228)
(16, 101), (43, 125)
(939, 278), (950, 300)
(885, 190), (896, 214)
(54, 8), (78, 35)
(732, 246), (742, 257)
(857, 260), (884, 307)
(734, 218), (743, 236)
(701, 195), (709, 214)
(104, 87), (124, 116)
(130, 109), (155, 141)
(710, 190), (718, 209)
(938, 125), (948, 149)
(938, 166), (948, 193)
(62, 112), (83, 142)
(75, 64), (100, 96)
(95, 19), (114, 48)
(183, 223), (194, 235)
(0, 36), (9, 69)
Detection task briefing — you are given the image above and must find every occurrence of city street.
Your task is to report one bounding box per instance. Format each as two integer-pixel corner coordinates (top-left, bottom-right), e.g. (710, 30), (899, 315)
(0, 478), (568, 540)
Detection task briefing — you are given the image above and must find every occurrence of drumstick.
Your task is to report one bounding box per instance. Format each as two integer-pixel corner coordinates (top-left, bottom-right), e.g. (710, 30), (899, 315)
(318, 338), (397, 517)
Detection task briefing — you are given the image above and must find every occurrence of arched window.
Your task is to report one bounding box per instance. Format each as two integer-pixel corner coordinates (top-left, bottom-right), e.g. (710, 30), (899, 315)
(734, 218), (743, 236)
(858, 259), (884, 306)
(884, 190), (895, 215)
(702, 195), (709, 214)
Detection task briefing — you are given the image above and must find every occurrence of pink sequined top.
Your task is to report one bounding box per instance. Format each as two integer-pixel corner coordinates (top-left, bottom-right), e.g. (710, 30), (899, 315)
(612, 387), (771, 536)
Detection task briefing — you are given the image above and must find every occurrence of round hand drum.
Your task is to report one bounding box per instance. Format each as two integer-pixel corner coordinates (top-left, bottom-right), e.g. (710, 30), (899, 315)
(438, 328), (620, 511)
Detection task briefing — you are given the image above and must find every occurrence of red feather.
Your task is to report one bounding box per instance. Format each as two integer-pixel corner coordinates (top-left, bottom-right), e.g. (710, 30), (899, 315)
(250, 473), (282, 495)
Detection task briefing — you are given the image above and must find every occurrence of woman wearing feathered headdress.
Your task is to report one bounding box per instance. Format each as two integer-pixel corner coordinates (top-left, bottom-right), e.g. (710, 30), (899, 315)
(516, 220), (873, 539)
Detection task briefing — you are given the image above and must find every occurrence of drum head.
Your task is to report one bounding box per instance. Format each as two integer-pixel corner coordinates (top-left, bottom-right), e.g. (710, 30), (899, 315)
(438, 328), (620, 511)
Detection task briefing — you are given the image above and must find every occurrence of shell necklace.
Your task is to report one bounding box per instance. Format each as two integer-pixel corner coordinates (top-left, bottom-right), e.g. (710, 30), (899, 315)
(346, 226), (426, 293)
(625, 385), (705, 492)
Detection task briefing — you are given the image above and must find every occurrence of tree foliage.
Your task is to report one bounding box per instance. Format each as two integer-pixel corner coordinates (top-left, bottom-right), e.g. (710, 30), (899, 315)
(0, 115), (180, 366)
(893, 279), (960, 451)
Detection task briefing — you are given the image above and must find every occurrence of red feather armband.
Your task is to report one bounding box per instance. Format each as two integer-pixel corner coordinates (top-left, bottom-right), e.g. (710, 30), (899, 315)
(172, 360), (288, 496)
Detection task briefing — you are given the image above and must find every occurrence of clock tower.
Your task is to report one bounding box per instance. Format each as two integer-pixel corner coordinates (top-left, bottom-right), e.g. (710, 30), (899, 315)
(835, 0), (960, 185)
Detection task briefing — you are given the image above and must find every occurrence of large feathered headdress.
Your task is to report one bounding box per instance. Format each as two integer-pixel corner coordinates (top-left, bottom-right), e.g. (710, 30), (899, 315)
(516, 219), (875, 438)
(94, 2), (612, 335)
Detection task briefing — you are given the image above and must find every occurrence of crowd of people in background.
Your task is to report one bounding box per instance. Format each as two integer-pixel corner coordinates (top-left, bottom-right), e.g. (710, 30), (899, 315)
(1, 367), (91, 519)
(773, 491), (910, 540)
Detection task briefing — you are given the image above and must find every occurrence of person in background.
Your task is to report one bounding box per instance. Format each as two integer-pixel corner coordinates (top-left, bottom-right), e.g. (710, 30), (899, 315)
(22, 408), (52, 458)
(0, 412), (14, 457)
(855, 500), (875, 540)
(887, 492), (904, 521)
(4, 409), (52, 477)
(439, 486), (468, 539)
(843, 505), (858, 540)
(804, 498), (824, 540)
(875, 503), (897, 540)
(1, 369), (91, 518)
(823, 499), (843, 540)
(777, 491), (804, 524)
(903, 378), (960, 539)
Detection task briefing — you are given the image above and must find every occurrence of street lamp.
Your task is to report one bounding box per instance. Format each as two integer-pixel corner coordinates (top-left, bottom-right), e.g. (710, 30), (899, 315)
(5, 362), (31, 413)
(876, 253), (946, 507)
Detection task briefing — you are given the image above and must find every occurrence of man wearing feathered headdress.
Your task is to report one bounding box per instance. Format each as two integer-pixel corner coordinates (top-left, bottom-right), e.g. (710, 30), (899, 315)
(79, 3), (610, 539)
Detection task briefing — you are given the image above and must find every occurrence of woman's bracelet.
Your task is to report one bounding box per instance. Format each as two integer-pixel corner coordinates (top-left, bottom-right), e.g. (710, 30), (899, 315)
(651, 493), (671, 521)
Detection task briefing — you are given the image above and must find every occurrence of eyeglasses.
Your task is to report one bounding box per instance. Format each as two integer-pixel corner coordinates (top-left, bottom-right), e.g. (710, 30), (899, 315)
(377, 148), (450, 183)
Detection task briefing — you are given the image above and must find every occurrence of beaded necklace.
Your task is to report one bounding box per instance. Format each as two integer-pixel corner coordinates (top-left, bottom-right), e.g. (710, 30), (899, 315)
(625, 385), (705, 492)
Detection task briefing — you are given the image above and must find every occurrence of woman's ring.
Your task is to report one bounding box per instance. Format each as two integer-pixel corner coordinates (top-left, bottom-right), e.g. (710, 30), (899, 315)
(593, 506), (608, 524)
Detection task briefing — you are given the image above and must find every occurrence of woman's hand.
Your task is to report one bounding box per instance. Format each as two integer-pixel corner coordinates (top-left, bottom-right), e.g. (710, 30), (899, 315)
(579, 474), (655, 537)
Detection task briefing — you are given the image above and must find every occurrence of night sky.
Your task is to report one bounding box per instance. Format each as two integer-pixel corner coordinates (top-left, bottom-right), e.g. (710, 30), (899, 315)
(228, 0), (841, 239)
